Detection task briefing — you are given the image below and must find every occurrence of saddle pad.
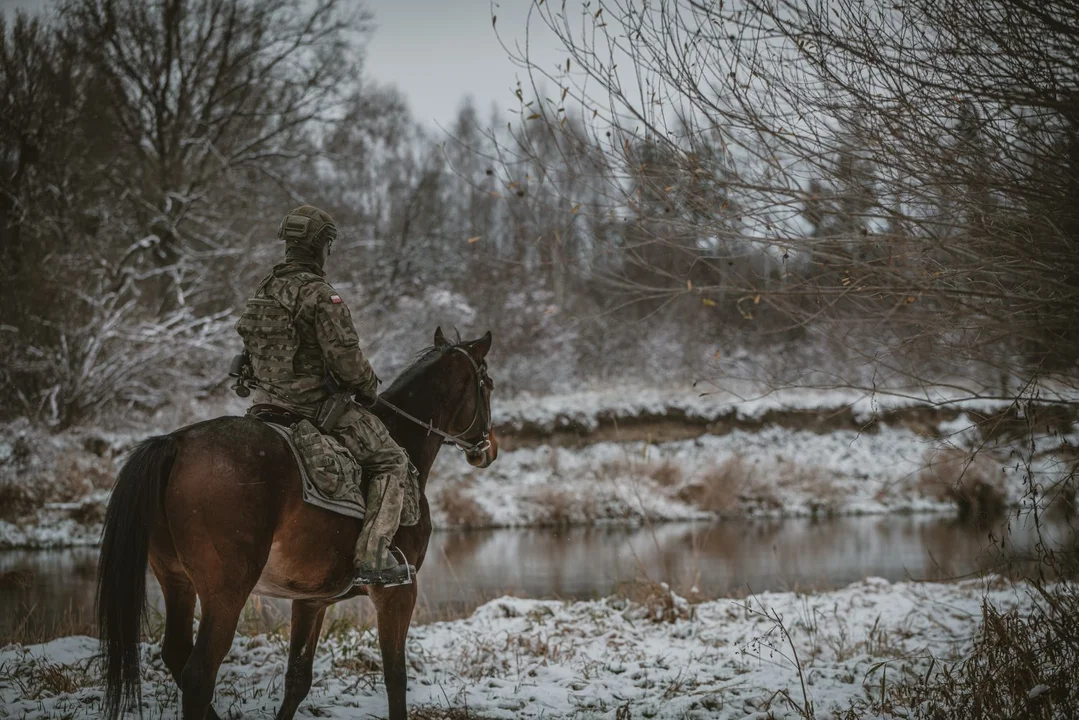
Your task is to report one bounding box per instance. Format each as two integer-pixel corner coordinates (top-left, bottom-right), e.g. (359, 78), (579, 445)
(262, 421), (422, 525)
(263, 422), (367, 521)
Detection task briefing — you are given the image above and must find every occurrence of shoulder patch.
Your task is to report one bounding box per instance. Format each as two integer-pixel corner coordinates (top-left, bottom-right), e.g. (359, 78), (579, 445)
(330, 294), (343, 304)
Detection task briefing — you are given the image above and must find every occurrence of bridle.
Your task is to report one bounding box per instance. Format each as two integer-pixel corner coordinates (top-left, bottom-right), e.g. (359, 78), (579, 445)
(375, 346), (493, 457)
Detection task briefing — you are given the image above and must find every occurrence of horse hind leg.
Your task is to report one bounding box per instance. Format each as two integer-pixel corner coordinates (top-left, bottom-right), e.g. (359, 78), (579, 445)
(152, 571), (227, 720)
(179, 594), (247, 720)
(172, 543), (263, 719)
(275, 600), (329, 720)
(154, 571), (196, 686)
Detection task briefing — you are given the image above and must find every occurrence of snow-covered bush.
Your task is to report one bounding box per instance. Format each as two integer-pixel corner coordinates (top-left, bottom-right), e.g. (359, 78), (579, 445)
(3, 296), (232, 428)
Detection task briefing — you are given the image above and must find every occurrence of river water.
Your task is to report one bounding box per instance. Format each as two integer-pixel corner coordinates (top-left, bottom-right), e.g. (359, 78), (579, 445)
(0, 514), (1070, 643)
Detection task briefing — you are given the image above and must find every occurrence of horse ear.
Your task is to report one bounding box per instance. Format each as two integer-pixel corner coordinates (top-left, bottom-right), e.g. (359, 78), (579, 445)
(434, 326), (449, 347)
(471, 330), (493, 358)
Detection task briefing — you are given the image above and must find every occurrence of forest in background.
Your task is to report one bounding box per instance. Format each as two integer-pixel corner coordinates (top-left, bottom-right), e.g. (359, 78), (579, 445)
(1, 0), (1077, 429)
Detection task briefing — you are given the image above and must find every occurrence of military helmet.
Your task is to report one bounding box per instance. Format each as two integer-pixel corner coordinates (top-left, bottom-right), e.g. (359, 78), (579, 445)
(278, 205), (338, 254)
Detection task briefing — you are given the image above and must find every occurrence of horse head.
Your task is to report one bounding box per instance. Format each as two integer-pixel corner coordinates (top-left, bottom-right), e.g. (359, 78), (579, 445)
(432, 326), (499, 468)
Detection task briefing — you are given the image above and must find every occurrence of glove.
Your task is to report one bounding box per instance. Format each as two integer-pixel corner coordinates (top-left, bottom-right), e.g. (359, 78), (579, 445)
(356, 391), (378, 408)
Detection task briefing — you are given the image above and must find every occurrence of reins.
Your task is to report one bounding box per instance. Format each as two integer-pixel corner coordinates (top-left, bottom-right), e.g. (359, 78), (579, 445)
(375, 346), (492, 457)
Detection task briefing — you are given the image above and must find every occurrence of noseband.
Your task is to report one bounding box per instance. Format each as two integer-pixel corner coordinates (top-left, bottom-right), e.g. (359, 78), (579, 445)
(375, 346), (492, 456)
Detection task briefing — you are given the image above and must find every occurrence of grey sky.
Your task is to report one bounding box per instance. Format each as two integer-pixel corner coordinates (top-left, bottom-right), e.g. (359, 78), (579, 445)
(1, 0), (563, 131)
(0, 0), (41, 15)
(367, 0), (550, 129)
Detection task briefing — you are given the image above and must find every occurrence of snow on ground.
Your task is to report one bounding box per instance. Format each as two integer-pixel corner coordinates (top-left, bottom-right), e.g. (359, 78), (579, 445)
(0, 577), (1031, 719)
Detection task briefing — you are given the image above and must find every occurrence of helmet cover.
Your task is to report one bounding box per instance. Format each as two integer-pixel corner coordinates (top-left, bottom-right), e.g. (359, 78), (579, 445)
(278, 205), (338, 254)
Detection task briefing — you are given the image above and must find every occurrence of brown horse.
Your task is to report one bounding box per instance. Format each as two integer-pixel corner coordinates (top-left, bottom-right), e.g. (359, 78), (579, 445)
(96, 328), (498, 720)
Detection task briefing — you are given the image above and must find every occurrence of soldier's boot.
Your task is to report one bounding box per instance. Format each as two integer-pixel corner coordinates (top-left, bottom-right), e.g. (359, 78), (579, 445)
(353, 472), (414, 587)
(354, 536), (414, 587)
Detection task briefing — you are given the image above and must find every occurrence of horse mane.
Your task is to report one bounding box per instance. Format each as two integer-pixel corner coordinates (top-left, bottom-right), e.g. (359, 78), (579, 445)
(381, 345), (451, 398)
(382, 327), (469, 399)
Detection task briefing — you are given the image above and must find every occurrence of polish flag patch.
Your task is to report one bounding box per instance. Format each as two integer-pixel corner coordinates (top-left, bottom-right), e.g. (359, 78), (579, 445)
(330, 294), (343, 304)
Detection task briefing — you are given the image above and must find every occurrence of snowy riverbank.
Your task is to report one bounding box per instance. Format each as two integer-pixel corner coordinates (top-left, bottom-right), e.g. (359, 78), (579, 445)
(428, 418), (1043, 529)
(2, 386), (1075, 547)
(0, 576), (1035, 719)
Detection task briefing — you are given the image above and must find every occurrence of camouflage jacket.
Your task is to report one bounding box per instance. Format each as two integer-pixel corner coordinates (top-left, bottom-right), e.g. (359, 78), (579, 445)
(236, 261), (378, 409)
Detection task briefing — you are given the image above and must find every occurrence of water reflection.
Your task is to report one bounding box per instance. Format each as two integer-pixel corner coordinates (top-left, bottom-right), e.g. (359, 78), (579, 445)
(1, 514), (1073, 643)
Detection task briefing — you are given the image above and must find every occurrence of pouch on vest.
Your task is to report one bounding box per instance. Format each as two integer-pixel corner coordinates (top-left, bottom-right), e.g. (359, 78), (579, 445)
(291, 419), (366, 513)
(236, 296), (299, 383)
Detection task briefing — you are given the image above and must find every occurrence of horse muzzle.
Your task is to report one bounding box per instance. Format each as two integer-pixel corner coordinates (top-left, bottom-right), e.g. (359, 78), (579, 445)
(466, 430), (499, 468)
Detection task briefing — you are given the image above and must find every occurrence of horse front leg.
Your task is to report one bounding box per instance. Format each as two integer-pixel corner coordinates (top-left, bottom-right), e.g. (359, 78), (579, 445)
(275, 600), (329, 720)
(371, 582), (419, 720)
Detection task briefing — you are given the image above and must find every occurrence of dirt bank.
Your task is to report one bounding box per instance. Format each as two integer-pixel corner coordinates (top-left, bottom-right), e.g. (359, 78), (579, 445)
(495, 402), (1078, 449)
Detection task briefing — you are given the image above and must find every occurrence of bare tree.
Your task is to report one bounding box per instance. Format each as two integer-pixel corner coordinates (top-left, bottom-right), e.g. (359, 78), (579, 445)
(58, 0), (368, 308)
(0, 0), (369, 426)
(498, 0), (1079, 401)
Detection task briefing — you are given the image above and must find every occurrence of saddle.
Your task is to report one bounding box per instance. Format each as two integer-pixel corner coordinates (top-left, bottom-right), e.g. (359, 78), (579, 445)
(246, 404), (368, 520)
(248, 403), (303, 427)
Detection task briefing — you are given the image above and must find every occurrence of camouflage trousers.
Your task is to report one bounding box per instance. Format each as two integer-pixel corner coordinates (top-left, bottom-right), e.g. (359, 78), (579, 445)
(331, 405), (410, 567)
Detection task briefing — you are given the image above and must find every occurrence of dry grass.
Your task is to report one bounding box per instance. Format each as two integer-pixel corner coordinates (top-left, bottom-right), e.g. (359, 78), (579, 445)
(528, 485), (598, 526)
(0, 657), (94, 700)
(410, 707), (493, 720)
(677, 456), (746, 513)
(330, 645), (384, 676)
(436, 478), (493, 528)
(861, 452), (1079, 719)
(235, 596), (289, 641)
(595, 457), (685, 488)
(506, 629), (571, 662)
(677, 455), (832, 515)
(614, 578), (694, 624)
(883, 591), (1079, 719)
(52, 450), (113, 500)
(917, 448), (1008, 522)
(647, 460), (683, 487)
(0, 481), (41, 521)
(0, 477), (108, 525)
(773, 460), (842, 517)
(1, 601), (97, 647)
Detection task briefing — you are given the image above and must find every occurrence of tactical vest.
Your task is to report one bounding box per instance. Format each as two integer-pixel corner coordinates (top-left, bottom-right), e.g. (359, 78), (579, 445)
(236, 294), (297, 384)
(236, 267), (327, 405)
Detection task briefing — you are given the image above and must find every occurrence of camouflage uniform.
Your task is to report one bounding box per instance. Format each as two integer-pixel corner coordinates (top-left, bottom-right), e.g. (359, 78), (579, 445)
(236, 205), (413, 585)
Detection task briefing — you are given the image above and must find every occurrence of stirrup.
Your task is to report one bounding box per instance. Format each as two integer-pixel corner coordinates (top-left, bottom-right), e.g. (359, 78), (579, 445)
(354, 546), (415, 588)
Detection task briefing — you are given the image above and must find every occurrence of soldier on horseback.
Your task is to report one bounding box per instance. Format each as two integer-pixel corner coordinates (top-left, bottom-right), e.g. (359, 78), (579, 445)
(234, 204), (414, 587)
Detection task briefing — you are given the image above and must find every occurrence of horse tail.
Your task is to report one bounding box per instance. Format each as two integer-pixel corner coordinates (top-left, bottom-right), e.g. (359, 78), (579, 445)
(97, 434), (177, 720)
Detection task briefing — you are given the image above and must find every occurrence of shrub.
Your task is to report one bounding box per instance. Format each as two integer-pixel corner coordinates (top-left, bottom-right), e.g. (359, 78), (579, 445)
(678, 456), (745, 514)
(527, 485), (598, 527)
(890, 590), (1079, 719)
(918, 448), (1008, 522)
(0, 481), (41, 521)
(647, 460), (683, 487)
(435, 479), (493, 529)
